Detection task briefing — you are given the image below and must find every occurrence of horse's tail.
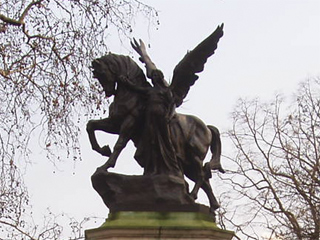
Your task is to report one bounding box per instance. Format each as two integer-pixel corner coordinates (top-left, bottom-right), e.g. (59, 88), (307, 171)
(204, 125), (225, 179)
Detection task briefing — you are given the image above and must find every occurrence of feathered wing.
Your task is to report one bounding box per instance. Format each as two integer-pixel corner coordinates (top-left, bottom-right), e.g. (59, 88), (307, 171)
(170, 24), (224, 107)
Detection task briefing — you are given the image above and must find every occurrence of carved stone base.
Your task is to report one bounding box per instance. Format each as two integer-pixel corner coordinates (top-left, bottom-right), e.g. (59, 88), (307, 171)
(91, 167), (196, 212)
(88, 168), (234, 239)
(85, 211), (234, 240)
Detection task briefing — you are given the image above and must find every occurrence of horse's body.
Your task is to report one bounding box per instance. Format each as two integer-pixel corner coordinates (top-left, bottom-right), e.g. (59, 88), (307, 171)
(87, 54), (221, 211)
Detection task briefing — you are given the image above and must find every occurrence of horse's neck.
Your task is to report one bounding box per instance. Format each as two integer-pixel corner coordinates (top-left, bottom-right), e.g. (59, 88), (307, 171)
(114, 84), (139, 104)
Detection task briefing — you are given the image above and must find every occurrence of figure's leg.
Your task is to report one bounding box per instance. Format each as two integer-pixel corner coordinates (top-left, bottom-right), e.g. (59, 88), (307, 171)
(86, 118), (119, 156)
(102, 115), (137, 169)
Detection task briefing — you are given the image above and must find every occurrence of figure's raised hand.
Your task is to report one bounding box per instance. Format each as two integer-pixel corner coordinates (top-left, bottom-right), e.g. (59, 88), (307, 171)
(131, 38), (148, 63)
(131, 38), (157, 79)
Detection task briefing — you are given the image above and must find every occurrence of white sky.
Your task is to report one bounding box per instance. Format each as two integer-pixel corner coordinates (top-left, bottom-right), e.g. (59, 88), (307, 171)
(24, 0), (320, 237)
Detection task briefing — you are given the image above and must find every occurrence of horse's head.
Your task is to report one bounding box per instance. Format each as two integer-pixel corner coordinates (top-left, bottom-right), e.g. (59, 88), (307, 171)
(92, 57), (116, 97)
(92, 54), (146, 97)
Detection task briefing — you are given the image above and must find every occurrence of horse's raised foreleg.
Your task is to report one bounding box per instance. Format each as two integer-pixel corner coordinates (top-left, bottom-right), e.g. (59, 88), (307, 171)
(102, 114), (137, 169)
(86, 118), (119, 156)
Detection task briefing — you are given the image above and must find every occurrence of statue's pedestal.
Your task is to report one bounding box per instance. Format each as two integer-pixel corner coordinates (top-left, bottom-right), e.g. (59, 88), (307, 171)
(87, 168), (233, 239)
(91, 169), (195, 212)
(85, 211), (234, 240)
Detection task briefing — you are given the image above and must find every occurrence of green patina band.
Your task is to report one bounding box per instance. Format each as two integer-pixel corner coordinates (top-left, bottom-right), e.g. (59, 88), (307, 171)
(99, 211), (220, 229)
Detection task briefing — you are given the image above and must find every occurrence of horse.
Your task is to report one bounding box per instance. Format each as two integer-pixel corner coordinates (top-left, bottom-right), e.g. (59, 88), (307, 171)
(86, 53), (222, 211)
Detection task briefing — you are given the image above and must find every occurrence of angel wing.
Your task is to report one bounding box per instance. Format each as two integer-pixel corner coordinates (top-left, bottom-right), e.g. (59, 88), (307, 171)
(170, 24), (224, 107)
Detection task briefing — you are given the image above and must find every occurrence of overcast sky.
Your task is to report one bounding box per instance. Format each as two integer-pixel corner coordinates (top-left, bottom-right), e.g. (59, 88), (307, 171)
(25, 0), (320, 237)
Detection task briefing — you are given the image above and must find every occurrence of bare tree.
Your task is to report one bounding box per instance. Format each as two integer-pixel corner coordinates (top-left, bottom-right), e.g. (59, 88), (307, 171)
(0, 0), (157, 239)
(219, 78), (320, 240)
(0, 0), (157, 161)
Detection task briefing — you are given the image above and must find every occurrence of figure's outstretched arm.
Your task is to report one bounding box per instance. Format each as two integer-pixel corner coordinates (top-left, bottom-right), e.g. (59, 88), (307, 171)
(118, 75), (149, 94)
(131, 38), (157, 79)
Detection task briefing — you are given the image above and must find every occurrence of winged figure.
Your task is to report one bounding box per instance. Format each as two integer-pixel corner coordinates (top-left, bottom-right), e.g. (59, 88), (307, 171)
(87, 24), (224, 211)
(132, 24), (224, 108)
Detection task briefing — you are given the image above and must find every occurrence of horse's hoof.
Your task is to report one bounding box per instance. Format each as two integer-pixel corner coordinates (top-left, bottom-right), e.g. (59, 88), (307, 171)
(211, 203), (220, 211)
(103, 159), (116, 170)
(190, 192), (198, 200)
(101, 163), (113, 170)
(211, 163), (226, 174)
(97, 165), (108, 172)
(100, 145), (112, 157)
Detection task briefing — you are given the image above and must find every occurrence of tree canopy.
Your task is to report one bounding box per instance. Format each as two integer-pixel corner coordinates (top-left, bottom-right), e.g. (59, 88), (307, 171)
(220, 78), (320, 240)
(0, 1), (157, 239)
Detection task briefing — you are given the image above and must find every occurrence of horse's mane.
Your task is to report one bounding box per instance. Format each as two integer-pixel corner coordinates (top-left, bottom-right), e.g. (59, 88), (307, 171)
(96, 53), (147, 85)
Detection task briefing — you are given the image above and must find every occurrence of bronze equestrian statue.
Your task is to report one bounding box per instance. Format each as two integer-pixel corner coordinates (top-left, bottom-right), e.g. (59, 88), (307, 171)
(87, 24), (225, 213)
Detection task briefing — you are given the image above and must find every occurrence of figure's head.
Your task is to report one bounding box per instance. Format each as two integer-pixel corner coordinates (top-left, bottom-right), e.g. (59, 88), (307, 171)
(150, 70), (168, 88)
(92, 54), (146, 97)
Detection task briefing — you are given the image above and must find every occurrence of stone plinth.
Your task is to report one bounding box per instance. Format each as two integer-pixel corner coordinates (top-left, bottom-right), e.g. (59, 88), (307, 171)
(85, 212), (234, 240)
(91, 168), (195, 212)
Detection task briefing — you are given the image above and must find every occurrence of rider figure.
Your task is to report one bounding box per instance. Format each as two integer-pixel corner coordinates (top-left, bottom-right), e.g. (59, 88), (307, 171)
(119, 66), (181, 176)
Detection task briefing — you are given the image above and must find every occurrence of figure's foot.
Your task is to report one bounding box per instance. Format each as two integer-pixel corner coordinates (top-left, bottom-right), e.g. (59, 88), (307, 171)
(99, 145), (112, 157)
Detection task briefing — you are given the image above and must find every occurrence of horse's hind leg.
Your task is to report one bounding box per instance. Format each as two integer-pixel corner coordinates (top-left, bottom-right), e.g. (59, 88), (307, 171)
(201, 179), (220, 212)
(189, 156), (205, 200)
